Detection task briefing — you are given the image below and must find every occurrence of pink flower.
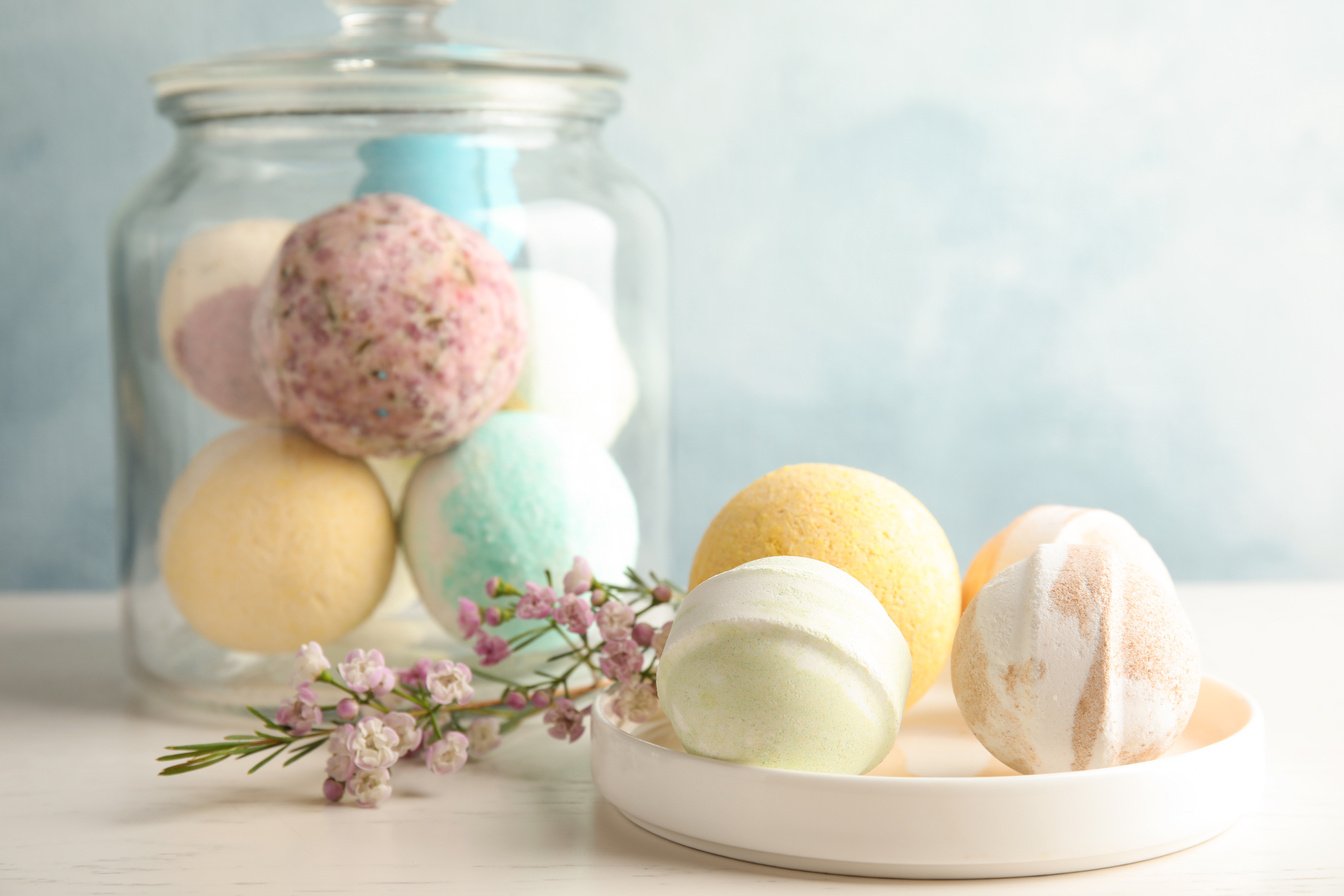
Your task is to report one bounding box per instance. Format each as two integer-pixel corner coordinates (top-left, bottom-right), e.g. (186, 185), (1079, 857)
(554, 593), (595, 634)
(600, 638), (644, 683)
(325, 724), (357, 782)
(484, 606), (503, 626)
(631, 622), (655, 647)
(590, 588), (609, 607)
(597, 601), (636, 642)
(467, 717), (502, 757)
(380, 711), (422, 756)
(484, 576), (500, 598)
(543, 698), (589, 742)
(339, 649), (395, 696)
(652, 584), (673, 603)
(531, 690), (552, 708)
(505, 691), (528, 710)
(348, 717), (401, 771)
(516, 582), (557, 620)
(347, 767), (392, 807)
(398, 658), (433, 688)
(336, 698), (359, 721)
(325, 752), (356, 783)
(275, 683), (322, 735)
(652, 621), (673, 658)
(424, 660), (474, 706)
(562, 556), (593, 595)
(457, 599), (482, 638)
(474, 633), (510, 666)
(322, 777), (345, 802)
(612, 681), (659, 724)
(292, 641), (330, 685)
(425, 732), (470, 774)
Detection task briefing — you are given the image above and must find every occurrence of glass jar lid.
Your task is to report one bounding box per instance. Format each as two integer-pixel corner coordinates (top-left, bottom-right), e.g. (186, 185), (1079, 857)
(153, 0), (625, 123)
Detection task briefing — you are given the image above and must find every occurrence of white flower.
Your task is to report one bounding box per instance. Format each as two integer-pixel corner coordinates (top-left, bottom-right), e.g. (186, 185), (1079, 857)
(347, 768), (392, 807)
(467, 717), (502, 757)
(338, 649), (394, 695)
(612, 681), (659, 723)
(424, 660), (474, 706)
(292, 641), (330, 686)
(348, 717), (401, 771)
(424, 732), (470, 774)
(380, 712), (422, 756)
(652, 621), (673, 658)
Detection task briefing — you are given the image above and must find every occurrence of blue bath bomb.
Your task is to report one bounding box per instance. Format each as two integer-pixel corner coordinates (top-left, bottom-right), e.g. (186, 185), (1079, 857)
(401, 411), (639, 644)
(355, 134), (524, 261)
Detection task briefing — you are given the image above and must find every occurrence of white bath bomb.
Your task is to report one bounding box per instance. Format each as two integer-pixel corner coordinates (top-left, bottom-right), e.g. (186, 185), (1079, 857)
(658, 556), (912, 774)
(962, 505), (1173, 609)
(508, 270), (638, 447)
(158, 219), (292, 420)
(367, 455), (424, 616)
(160, 425), (396, 652)
(951, 544), (1201, 775)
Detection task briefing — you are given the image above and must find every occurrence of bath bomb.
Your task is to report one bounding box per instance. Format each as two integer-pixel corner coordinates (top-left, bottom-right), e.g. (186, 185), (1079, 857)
(252, 193), (526, 457)
(951, 544), (1201, 775)
(159, 426), (396, 653)
(962, 505), (1173, 609)
(659, 556), (912, 774)
(509, 270), (638, 447)
(158, 218), (292, 419)
(401, 411), (638, 641)
(355, 135), (524, 261)
(690, 464), (960, 707)
(366, 456), (425, 616)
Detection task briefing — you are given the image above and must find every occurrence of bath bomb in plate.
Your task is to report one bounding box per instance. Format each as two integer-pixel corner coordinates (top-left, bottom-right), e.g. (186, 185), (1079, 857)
(962, 505), (1173, 609)
(952, 543), (1201, 774)
(159, 425), (396, 653)
(401, 411), (638, 641)
(158, 218), (292, 419)
(253, 193), (526, 457)
(659, 556), (912, 774)
(508, 270), (638, 447)
(690, 463), (960, 707)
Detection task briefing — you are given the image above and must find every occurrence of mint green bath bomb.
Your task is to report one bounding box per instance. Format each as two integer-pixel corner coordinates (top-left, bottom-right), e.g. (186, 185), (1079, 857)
(401, 412), (639, 641)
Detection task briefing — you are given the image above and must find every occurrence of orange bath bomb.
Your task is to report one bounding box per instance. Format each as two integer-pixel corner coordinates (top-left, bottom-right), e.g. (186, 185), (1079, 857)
(689, 463), (960, 707)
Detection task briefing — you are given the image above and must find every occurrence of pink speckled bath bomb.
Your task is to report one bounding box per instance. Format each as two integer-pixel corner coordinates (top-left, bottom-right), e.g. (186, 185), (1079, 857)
(252, 194), (526, 457)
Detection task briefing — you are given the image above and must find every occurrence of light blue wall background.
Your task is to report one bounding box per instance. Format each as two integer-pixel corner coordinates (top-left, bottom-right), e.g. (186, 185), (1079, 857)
(2, 0), (1342, 589)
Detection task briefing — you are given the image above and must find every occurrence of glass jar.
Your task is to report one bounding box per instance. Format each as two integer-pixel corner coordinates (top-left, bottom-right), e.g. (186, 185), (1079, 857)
(110, 0), (668, 715)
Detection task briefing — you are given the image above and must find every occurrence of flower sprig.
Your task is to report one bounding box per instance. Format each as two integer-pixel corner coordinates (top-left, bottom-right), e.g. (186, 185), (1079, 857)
(157, 557), (678, 807)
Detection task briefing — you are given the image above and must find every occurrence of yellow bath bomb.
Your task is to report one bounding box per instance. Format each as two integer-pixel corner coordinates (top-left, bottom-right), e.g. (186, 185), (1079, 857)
(160, 425), (396, 653)
(690, 464), (961, 707)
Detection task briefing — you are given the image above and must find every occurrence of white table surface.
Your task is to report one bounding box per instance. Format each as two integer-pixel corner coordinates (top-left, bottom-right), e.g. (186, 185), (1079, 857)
(1, 584), (1340, 894)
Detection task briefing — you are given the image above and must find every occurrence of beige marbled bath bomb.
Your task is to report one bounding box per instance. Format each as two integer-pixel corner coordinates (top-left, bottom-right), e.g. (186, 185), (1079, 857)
(952, 543), (1200, 775)
(961, 505), (1173, 610)
(160, 425), (396, 652)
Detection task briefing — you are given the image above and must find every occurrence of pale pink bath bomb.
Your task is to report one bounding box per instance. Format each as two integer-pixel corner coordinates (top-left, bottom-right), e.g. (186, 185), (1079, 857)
(253, 194), (526, 457)
(158, 219), (293, 419)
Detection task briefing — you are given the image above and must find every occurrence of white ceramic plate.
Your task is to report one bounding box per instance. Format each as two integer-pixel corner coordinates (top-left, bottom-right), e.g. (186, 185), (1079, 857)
(590, 671), (1264, 879)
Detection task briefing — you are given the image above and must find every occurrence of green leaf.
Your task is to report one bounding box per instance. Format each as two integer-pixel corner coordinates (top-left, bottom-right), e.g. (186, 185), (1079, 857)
(282, 738), (326, 766)
(247, 744), (287, 774)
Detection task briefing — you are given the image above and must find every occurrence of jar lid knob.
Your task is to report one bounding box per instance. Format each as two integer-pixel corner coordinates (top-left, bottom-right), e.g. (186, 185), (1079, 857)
(326, 0), (455, 38)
